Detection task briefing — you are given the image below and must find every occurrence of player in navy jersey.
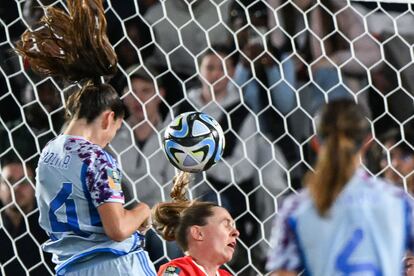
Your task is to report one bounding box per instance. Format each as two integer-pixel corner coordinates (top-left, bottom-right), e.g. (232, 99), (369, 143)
(266, 99), (414, 276)
(16, 1), (155, 275)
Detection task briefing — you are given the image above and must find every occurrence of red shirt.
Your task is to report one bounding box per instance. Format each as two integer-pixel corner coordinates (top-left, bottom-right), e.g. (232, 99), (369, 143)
(157, 256), (232, 276)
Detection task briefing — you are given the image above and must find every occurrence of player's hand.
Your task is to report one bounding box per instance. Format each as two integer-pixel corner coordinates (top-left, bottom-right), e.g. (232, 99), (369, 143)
(138, 215), (152, 235)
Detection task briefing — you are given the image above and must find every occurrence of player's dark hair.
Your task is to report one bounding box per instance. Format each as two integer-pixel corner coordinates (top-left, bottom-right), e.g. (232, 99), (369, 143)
(152, 171), (219, 251)
(16, 0), (124, 123)
(306, 99), (370, 216)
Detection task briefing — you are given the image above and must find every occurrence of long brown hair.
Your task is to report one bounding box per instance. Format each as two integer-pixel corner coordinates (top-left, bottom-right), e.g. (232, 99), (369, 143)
(306, 100), (370, 216)
(152, 171), (218, 252)
(16, 0), (124, 123)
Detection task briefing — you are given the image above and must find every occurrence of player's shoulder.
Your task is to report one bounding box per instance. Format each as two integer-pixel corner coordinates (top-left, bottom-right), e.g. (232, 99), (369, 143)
(42, 135), (60, 149)
(342, 169), (412, 211)
(356, 169), (406, 198)
(158, 256), (192, 275)
(159, 264), (182, 276)
(63, 136), (116, 168)
(279, 189), (310, 217)
(218, 268), (232, 276)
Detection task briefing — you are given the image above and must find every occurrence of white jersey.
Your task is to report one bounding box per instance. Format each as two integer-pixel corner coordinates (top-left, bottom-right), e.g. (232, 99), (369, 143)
(266, 168), (414, 276)
(36, 135), (145, 275)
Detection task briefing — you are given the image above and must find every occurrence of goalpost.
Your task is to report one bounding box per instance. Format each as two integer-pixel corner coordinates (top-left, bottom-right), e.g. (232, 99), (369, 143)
(1, 0), (413, 275)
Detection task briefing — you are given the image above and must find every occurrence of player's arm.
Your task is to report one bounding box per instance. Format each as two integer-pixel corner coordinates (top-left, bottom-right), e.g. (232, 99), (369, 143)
(98, 202), (150, 242)
(89, 154), (151, 242)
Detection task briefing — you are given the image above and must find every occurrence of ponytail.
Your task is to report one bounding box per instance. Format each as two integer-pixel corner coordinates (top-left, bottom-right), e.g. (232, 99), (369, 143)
(152, 172), (192, 242)
(152, 171), (218, 251)
(16, 0), (117, 81)
(307, 100), (369, 216)
(16, 0), (123, 122)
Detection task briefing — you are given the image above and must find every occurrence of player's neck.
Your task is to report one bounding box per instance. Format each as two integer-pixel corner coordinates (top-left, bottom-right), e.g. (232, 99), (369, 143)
(189, 253), (220, 276)
(64, 119), (103, 147)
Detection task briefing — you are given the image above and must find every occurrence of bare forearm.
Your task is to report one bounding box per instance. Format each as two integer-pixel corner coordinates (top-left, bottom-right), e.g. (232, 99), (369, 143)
(98, 202), (150, 242)
(121, 203), (151, 235)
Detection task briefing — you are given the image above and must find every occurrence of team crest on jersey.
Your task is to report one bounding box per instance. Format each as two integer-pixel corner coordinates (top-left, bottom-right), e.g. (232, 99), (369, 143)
(163, 265), (180, 276)
(107, 168), (121, 191)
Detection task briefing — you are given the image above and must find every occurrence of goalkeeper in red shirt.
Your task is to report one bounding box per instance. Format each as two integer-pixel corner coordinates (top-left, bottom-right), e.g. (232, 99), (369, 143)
(153, 172), (239, 276)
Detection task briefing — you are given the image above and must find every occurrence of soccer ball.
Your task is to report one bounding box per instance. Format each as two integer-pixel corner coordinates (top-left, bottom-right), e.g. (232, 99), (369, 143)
(163, 112), (225, 172)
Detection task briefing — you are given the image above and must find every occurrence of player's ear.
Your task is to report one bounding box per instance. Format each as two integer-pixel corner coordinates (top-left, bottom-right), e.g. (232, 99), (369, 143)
(190, 225), (203, 241)
(101, 110), (115, 130)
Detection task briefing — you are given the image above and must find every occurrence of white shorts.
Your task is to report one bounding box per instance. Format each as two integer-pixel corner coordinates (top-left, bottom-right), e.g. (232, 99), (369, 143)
(63, 250), (156, 276)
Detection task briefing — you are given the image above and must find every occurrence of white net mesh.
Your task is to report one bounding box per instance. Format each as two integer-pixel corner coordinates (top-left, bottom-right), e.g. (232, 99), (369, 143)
(1, 0), (414, 275)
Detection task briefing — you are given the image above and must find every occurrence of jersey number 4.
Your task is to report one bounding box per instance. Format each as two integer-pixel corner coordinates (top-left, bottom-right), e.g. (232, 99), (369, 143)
(335, 228), (381, 275)
(49, 182), (87, 236)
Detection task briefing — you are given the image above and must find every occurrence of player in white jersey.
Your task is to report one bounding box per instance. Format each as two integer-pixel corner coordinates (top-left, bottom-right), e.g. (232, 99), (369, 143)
(16, 1), (155, 275)
(266, 99), (414, 276)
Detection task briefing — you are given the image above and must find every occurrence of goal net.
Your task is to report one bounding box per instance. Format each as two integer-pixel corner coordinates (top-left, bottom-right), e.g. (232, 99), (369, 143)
(1, 0), (413, 275)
